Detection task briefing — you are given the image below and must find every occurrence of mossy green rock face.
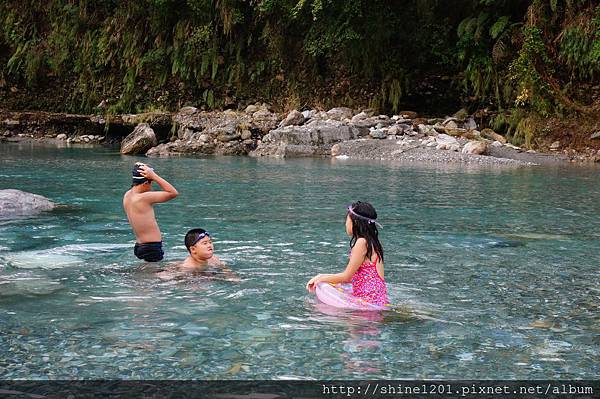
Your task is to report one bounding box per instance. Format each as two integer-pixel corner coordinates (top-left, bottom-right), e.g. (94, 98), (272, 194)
(0, 189), (55, 217)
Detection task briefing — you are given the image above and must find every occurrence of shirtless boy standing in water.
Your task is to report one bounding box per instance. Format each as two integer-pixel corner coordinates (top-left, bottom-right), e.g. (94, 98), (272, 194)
(123, 162), (178, 262)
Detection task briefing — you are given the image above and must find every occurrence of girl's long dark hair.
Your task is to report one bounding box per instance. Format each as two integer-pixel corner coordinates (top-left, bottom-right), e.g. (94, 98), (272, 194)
(348, 201), (384, 263)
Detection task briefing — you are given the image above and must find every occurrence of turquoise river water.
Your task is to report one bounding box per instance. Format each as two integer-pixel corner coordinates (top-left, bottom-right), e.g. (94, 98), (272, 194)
(0, 142), (598, 379)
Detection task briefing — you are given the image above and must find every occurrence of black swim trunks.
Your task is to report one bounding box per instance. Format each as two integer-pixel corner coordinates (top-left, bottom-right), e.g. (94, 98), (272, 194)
(134, 241), (164, 262)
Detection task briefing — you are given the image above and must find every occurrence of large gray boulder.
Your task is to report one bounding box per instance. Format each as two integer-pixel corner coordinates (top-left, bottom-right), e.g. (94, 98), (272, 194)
(0, 189), (55, 217)
(120, 123), (157, 155)
(251, 120), (366, 157)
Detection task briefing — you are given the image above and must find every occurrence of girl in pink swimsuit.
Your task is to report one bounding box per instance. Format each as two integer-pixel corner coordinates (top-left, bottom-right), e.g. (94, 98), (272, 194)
(306, 201), (389, 307)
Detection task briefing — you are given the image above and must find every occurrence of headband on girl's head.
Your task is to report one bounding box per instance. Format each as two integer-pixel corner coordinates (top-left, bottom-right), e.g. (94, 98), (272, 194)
(191, 231), (211, 246)
(346, 205), (383, 228)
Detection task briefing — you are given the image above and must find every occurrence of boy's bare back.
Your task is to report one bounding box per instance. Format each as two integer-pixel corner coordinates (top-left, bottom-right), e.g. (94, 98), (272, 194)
(123, 189), (161, 243)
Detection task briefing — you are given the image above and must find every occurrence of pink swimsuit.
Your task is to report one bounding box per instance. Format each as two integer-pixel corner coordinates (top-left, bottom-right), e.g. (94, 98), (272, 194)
(351, 255), (389, 306)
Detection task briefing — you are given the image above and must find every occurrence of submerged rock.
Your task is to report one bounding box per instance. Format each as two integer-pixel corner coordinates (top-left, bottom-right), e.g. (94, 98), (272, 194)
(0, 189), (55, 217)
(0, 276), (64, 297)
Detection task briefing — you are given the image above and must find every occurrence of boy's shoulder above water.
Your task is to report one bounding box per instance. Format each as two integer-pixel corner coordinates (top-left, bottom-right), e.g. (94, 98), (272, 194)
(156, 255), (240, 282)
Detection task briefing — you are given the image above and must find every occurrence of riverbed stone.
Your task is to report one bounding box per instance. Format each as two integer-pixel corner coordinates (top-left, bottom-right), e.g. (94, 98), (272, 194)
(56, 134), (67, 140)
(244, 104), (259, 113)
(481, 128), (506, 144)
(462, 140), (487, 155)
(217, 132), (241, 142)
(444, 127), (467, 137)
(120, 123), (157, 155)
(279, 110), (305, 127)
(350, 116), (384, 129)
(251, 120), (364, 157)
(435, 134), (460, 151)
(241, 130), (252, 140)
(0, 189), (56, 217)
(590, 131), (600, 140)
(302, 110), (315, 120)
(369, 129), (387, 139)
(462, 130), (482, 140)
(179, 106), (198, 115)
(326, 107), (354, 121)
(443, 119), (459, 129)
(464, 117), (478, 130)
(453, 108), (469, 120)
(399, 111), (418, 119)
(351, 112), (369, 122)
(387, 125), (402, 136)
(418, 124), (437, 136)
(505, 143), (522, 151)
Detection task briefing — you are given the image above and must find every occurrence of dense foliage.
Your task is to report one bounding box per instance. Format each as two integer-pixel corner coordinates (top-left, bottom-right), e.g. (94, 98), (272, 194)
(1, 0), (598, 142)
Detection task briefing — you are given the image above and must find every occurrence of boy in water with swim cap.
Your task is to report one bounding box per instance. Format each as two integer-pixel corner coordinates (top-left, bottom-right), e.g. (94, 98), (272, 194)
(157, 228), (239, 281)
(123, 162), (178, 262)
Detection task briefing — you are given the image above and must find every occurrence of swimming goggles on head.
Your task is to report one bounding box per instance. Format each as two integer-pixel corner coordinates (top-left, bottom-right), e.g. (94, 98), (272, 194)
(346, 205), (383, 228)
(191, 231), (211, 246)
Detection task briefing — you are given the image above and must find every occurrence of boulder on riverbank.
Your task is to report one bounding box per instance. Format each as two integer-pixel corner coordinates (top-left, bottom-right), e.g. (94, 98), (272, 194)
(0, 189), (55, 217)
(462, 140), (488, 155)
(146, 108), (280, 157)
(120, 123), (157, 155)
(250, 119), (367, 157)
(1, 107), (577, 164)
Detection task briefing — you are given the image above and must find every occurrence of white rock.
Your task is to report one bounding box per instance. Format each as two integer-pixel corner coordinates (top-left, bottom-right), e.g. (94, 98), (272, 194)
(435, 134), (460, 150)
(302, 110), (315, 120)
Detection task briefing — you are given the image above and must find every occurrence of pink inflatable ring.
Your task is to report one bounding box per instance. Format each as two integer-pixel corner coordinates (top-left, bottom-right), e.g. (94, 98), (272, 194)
(315, 282), (391, 311)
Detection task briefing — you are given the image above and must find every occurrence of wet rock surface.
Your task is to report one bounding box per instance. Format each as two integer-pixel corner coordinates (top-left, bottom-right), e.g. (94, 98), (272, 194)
(0, 189), (56, 217)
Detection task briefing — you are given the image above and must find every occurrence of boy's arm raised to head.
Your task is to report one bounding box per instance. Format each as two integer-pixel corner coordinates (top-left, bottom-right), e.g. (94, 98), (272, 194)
(139, 165), (178, 204)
